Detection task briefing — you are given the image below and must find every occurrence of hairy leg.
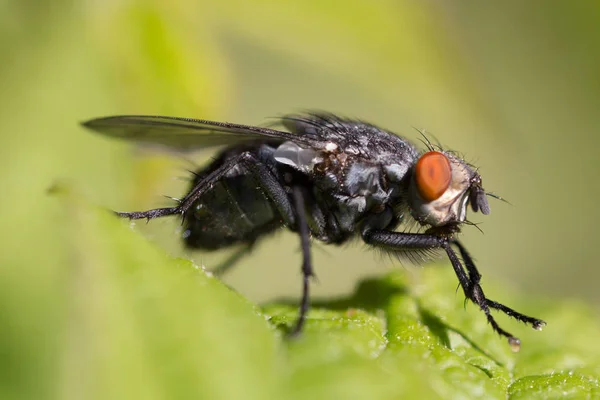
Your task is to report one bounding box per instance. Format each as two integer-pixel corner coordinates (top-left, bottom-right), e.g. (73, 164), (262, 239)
(362, 230), (545, 351)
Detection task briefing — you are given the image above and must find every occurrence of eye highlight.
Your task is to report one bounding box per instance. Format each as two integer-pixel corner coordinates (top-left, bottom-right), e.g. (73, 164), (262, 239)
(415, 151), (452, 201)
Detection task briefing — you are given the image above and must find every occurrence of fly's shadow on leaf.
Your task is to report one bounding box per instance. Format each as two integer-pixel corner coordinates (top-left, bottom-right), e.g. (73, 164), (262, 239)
(310, 276), (409, 312)
(266, 276), (406, 336)
(416, 304), (452, 348)
(266, 274), (505, 367)
(416, 301), (504, 367)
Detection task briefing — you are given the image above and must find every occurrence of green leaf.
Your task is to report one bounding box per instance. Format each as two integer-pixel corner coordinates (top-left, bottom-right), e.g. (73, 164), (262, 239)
(58, 191), (280, 400)
(264, 270), (600, 399)
(49, 192), (600, 399)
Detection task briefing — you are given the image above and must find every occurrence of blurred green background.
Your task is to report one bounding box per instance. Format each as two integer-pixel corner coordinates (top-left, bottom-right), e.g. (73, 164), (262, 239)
(2, 0), (600, 397)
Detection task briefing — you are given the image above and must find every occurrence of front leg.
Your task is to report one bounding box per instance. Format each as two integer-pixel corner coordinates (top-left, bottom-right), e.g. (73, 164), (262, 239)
(452, 239), (545, 331)
(362, 229), (545, 351)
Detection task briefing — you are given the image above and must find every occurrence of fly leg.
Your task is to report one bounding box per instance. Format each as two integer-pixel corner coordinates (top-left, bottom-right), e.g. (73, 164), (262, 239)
(452, 240), (546, 330)
(362, 230), (545, 351)
(289, 186), (314, 336)
(115, 152), (319, 334)
(210, 243), (254, 277)
(116, 151), (296, 228)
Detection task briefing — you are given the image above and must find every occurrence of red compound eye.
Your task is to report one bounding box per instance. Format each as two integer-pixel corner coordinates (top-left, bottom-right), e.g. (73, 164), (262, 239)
(415, 151), (452, 201)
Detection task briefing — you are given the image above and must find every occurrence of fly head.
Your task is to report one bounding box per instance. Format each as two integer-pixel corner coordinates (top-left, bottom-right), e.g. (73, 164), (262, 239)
(408, 151), (489, 228)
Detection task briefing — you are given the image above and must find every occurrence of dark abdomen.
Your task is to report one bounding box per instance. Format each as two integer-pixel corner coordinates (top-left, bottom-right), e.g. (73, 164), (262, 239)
(183, 150), (282, 250)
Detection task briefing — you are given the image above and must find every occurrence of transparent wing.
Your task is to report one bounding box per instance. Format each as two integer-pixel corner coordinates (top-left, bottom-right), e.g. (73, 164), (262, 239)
(82, 115), (318, 150)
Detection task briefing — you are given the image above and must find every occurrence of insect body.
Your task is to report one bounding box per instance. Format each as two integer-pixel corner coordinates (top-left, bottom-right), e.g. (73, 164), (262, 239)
(83, 113), (545, 350)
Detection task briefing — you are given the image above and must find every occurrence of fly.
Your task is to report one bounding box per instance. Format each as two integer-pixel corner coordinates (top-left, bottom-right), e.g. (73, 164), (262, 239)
(82, 113), (545, 351)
